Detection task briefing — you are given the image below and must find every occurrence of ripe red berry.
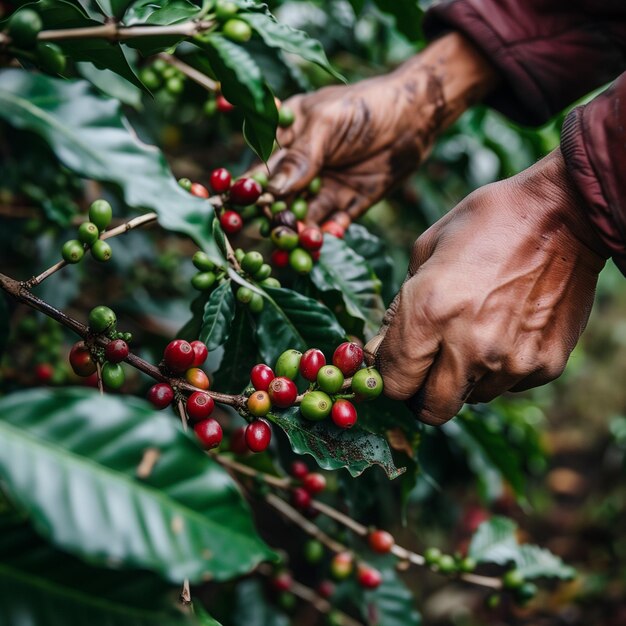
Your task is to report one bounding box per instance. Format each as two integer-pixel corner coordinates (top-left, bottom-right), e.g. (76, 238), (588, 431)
(268, 376), (298, 408)
(331, 399), (358, 429)
(35, 363), (54, 383)
(229, 426), (249, 455)
(190, 340), (208, 367)
(220, 210), (243, 234)
(190, 182), (209, 198)
(291, 486), (311, 510)
(69, 341), (97, 377)
(104, 339), (129, 364)
(290, 460), (309, 480)
(270, 249), (290, 268)
(303, 472), (326, 495)
(357, 565), (382, 590)
(230, 177), (262, 206)
(250, 363), (275, 391)
(216, 94), (234, 112)
(321, 221), (345, 238)
(330, 552), (353, 580)
(245, 419), (272, 452)
(194, 418), (223, 449)
(271, 571), (293, 592)
(185, 367), (210, 390)
(209, 167), (232, 194)
(163, 339), (194, 373)
(332, 342), (364, 377)
(147, 381), (175, 409)
(299, 227), (324, 252)
(186, 391), (215, 422)
(368, 529), (394, 554)
(299, 348), (326, 381)
(317, 580), (335, 599)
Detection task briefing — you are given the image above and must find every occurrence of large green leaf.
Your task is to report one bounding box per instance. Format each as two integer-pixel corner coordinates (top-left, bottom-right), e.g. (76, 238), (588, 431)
(0, 69), (220, 259)
(255, 286), (346, 366)
(199, 281), (236, 351)
(240, 12), (344, 82)
(95, 0), (134, 18)
(232, 580), (289, 626)
(469, 517), (575, 580)
(373, 0), (423, 41)
(311, 235), (385, 340)
(199, 35), (278, 161)
(0, 520), (198, 626)
(268, 407), (405, 479)
(0, 388), (275, 583)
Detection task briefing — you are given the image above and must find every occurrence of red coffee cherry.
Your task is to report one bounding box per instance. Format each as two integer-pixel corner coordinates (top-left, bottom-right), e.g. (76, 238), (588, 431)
(104, 339), (129, 364)
(216, 94), (234, 112)
(247, 390), (271, 417)
(317, 580), (335, 599)
(190, 182), (209, 198)
(190, 340), (208, 367)
(332, 342), (364, 377)
(299, 227), (324, 252)
(321, 221), (345, 239)
(245, 418), (272, 452)
(185, 367), (210, 390)
(194, 418), (223, 449)
(271, 571), (293, 592)
(357, 565), (382, 590)
(220, 210), (243, 234)
(270, 249), (290, 268)
(331, 399), (358, 429)
(268, 376), (297, 408)
(209, 167), (232, 194)
(69, 341), (97, 377)
(163, 339), (195, 373)
(291, 486), (311, 510)
(330, 552), (353, 580)
(250, 363), (275, 391)
(368, 529), (394, 554)
(290, 460), (309, 480)
(230, 177), (262, 206)
(35, 363), (54, 384)
(303, 472), (326, 495)
(147, 382), (174, 409)
(229, 426), (249, 455)
(186, 391), (215, 422)
(299, 348), (326, 382)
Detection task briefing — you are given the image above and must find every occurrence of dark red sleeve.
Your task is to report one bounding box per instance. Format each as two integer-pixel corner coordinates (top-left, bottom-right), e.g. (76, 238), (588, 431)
(423, 0), (626, 126)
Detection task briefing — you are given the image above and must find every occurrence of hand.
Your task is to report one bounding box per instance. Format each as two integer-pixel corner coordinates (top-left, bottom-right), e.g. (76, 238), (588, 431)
(373, 149), (608, 426)
(263, 33), (497, 224)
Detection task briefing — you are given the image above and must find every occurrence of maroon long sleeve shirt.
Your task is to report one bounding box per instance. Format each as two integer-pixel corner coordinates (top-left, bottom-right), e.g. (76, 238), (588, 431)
(424, 0), (626, 272)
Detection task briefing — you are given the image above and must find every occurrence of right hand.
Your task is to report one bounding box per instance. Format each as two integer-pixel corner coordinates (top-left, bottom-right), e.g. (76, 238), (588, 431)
(262, 33), (497, 224)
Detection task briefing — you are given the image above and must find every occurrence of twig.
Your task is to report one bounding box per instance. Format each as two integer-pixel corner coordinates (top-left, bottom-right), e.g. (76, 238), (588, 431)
(157, 52), (218, 92)
(178, 399), (188, 433)
(96, 361), (104, 395)
(215, 454), (290, 488)
(180, 579), (192, 606)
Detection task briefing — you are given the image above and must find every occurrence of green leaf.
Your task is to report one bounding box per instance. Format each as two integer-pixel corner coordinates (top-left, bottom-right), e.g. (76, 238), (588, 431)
(34, 0), (143, 89)
(310, 235), (385, 340)
(0, 69), (220, 259)
(200, 35), (278, 161)
(178, 293), (211, 342)
(268, 407), (405, 479)
(76, 62), (143, 108)
(95, 0), (134, 18)
(372, 0), (423, 41)
(194, 604), (223, 626)
(199, 281), (236, 351)
(0, 520), (197, 626)
(0, 388), (275, 583)
(469, 517), (575, 580)
(232, 579), (289, 626)
(240, 12), (344, 82)
(255, 286), (346, 366)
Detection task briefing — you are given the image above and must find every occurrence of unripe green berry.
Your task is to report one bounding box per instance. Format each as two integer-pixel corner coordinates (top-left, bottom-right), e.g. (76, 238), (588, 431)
(503, 569), (525, 590)
(241, 251), (264, 275)
(308, 177), (322, 195)
(271, 226), (299, 250)
(102, 362), (125, 389)
(260, 277), (281, 289)
(8, 9), (42, 49)
(237, 286), (254, 304)
(88, 305), (116, 333)
(300, 390), (332, 421)
(317, 365), (344, 394)
(303, 540), (324, 563)
(166, 76), (184, 95)
(275, 349), (302, 380)
(278, 106), (295, 128)
(259, 218), (271, 238)
(291, 198), (308, 221)
(235, 248), (245, 263)
(89, 199), (112, 231)
(352, 367), (383, 400)
(437, 554), (456, 574)
(192, 251), (215, 271)
(459, 557), (477, 573)
(253, 263), (272, 281)
(424, 547), (442, 566)
(222, 18), (252, 42)
(203, 98), (217, 117)
(191, 271), (216, 291)
(140, 67), (161, 90)
(36, 42), (66, 74)
(271, 201), (287, 214)
(178, 177), (192, 191)
(249, 293), (264, 314)
(91, 239), (112, 262)
(62, 240), (84, 264)
(251, 171), (268, 189)
(78, 222), (99, 246)
(514, 582), (538, 605)
(216, 0), (238, 20)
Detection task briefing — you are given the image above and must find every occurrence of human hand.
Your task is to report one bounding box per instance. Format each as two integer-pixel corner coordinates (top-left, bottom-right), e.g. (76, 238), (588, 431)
(372, 149), (608, 425)
(262, 33), (497, 224)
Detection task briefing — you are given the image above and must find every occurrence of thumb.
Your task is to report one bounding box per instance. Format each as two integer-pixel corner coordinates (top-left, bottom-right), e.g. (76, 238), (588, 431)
(267, 141), (323, 197)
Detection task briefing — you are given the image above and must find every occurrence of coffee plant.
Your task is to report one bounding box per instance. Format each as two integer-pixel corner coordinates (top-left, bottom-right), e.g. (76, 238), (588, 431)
(0, 1), (578, 624)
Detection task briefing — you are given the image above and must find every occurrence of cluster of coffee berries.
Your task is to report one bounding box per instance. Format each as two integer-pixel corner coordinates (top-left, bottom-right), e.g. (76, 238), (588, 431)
(68, 306), (131, 389)
(423, 547), (477, 576)
(234, 249), (281, 313)
(62, 199), (113, 264)
(139, 58), (187, 97)
(189, 251), (226, 293)
(4, 8), (66, 74)
(501, 568), (538, 605)
(329, 551), (383, 591)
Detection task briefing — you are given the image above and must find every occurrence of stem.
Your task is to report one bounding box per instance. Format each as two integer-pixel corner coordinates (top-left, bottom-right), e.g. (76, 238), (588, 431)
(216, 454), (290, 489)
(96, 361), (104, 395)
(179, 578), (192, 606)
(157, 53), (218, 92)
(178, 399), (188, 433)
(0, 272), (246, 410)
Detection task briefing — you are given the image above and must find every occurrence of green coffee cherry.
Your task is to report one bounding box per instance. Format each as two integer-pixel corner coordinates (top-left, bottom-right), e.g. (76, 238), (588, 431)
(237, 286), (254, 304)
(8, 9), (42, 49)
(303, 540), (324, 564)
(91, 239), (112, 262)
(308, 177), (322, 195)
(289, 248), (313, 274)
(192, 251), (215, 271)
(140, 67), (161, 90)
(241, 251), (264, 275)
(249, 293), (264, 313)
(259, 218), (271, 238)
(191, 271), (216, 291)
(291, 198), (308, 221)
(459, 557), (477, 573)
(62, 240), (84, 264)
(78, 222), (99, 246)
(317, 365), (344, 394)
(271, 201), (288, 214)
(275, 349), (302, 380)
(240, 204), (258, 221)
(235, 248), (245, 263)
(216, 0), (238, 20)
(278, 106), (295, 128)
(203, 98), (217, 117)
(251, 171), (268, 189)
(514, 582), (538, 605)
(424, 547), (442, 566)
(352, 367), (383, 400)
(166, 76), (184, 95)
(260, 277), (281, 289)
(102, 362), (125, 389)
(222, 18), (252, 42)
(253, 263), (272, 281)
(178, 177), (192, 192)
(300, 390), (332, 421)
(502, 569), (525, 590)
(89, 199), (112, 231)
(88, 305), (116, 333)
(437, 554), (456, 574)
(36, 42), (66, 74)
